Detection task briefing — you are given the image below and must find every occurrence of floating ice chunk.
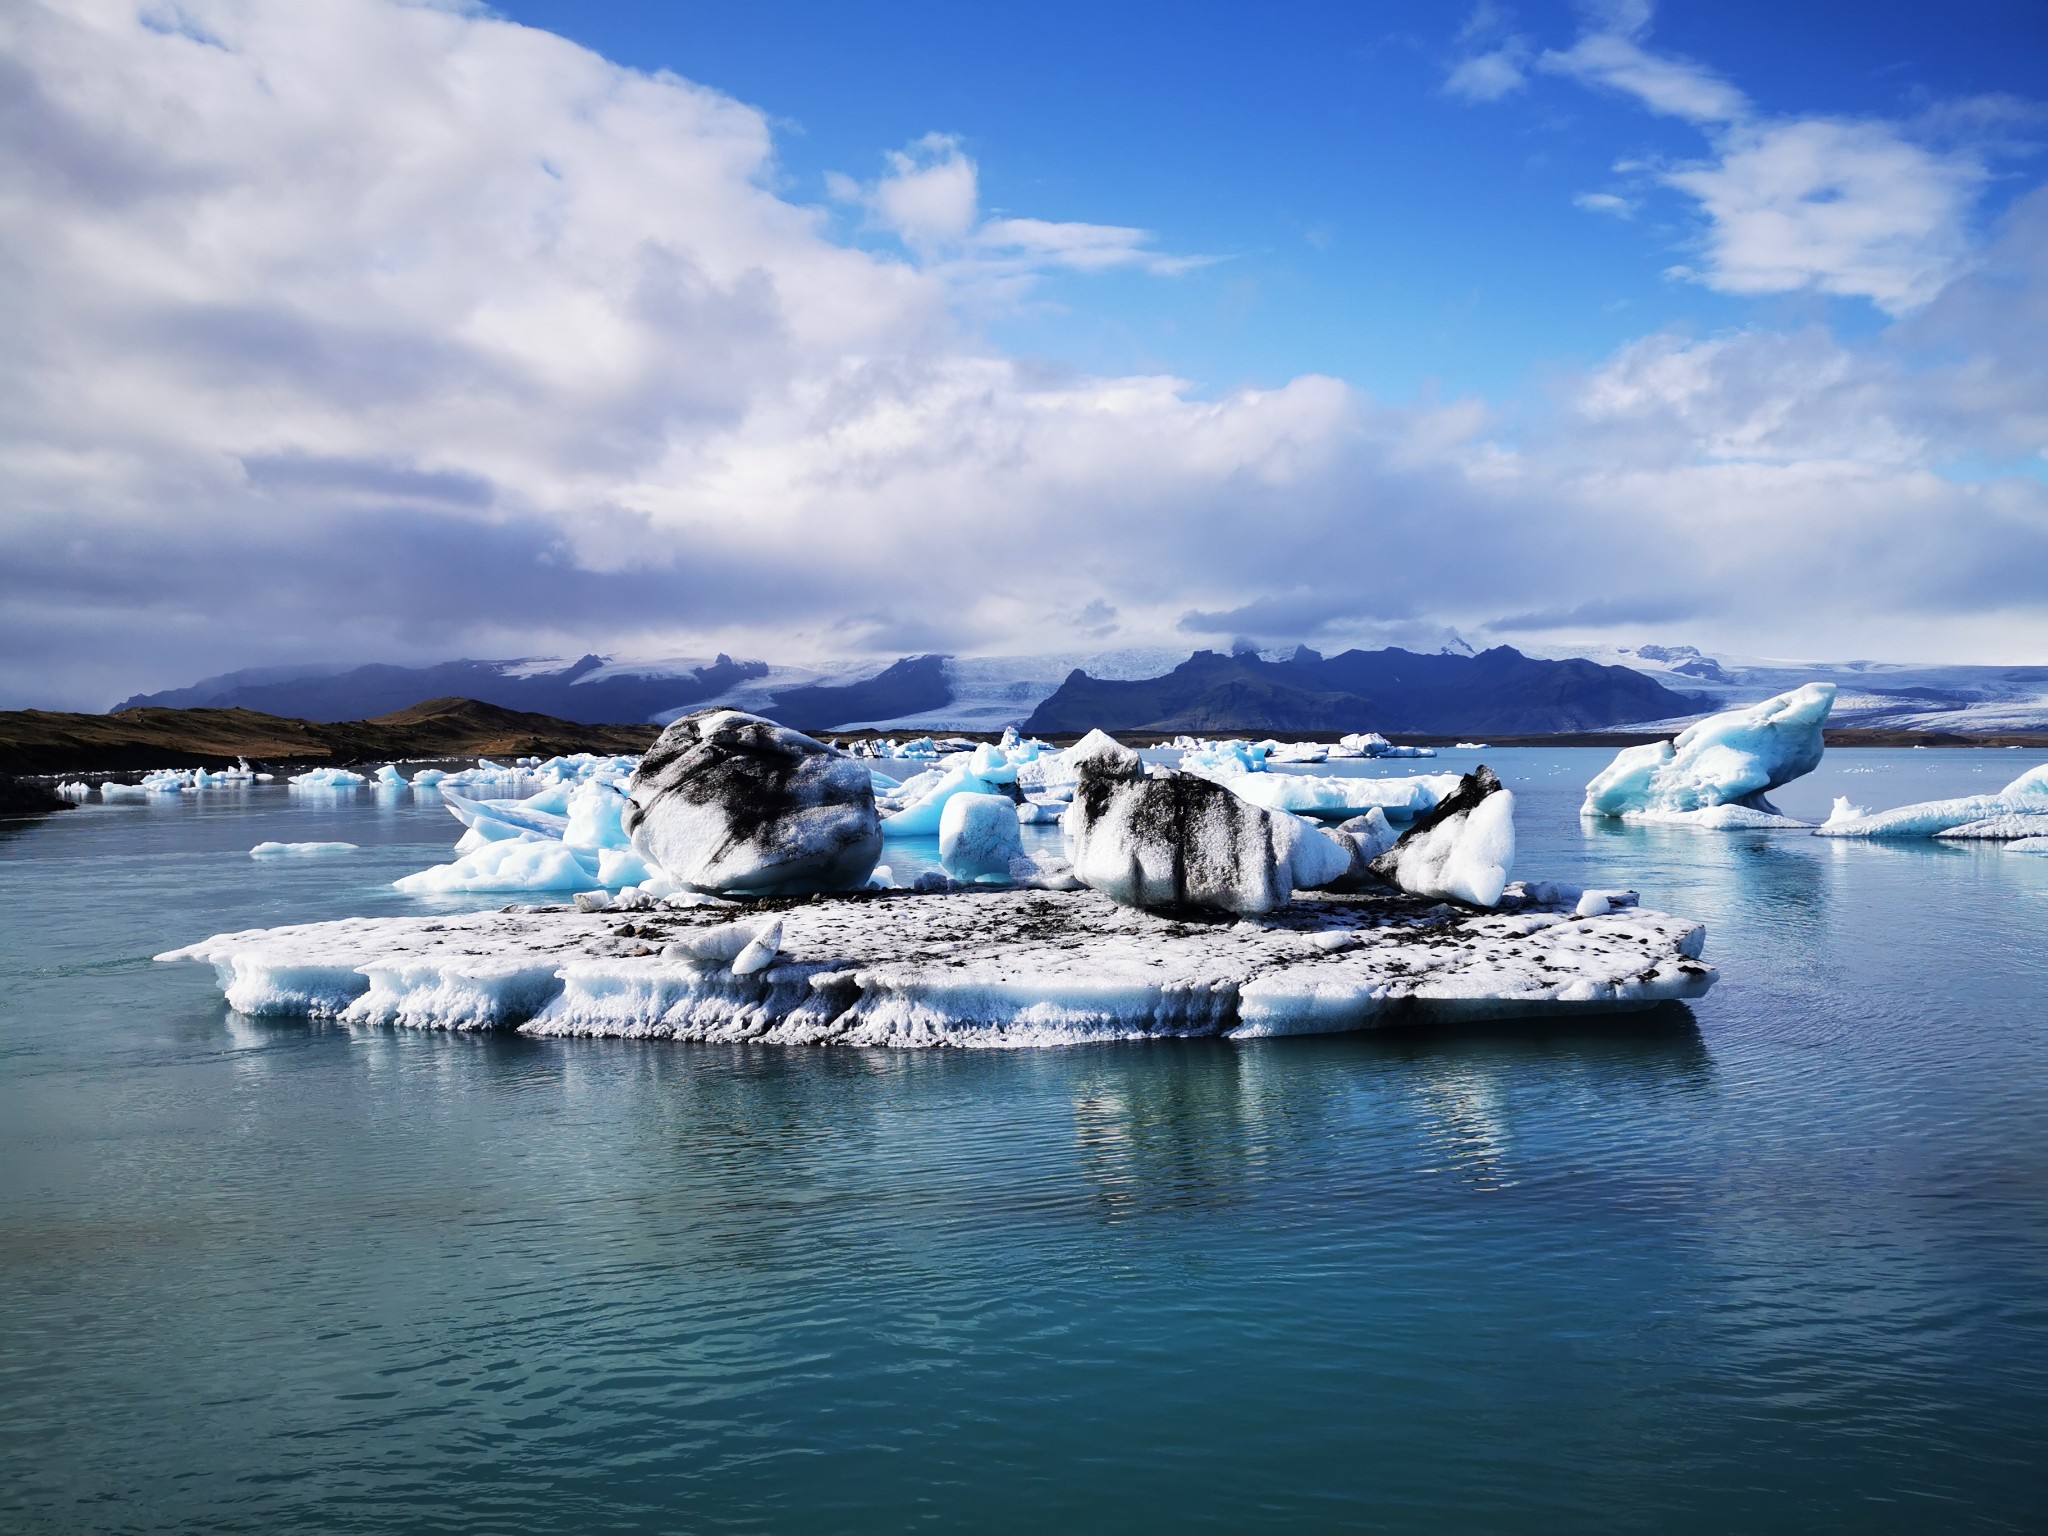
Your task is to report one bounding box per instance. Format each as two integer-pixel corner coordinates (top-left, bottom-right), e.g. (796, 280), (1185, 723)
(622, 710), (881, 897)
(880, 766), (1002, 837)
(100, 781), (148, 800)
(250, 841), (358, 858)
(291, 767), (367, 789)
(1370, 766), (1516, 908)
(375, 764), (406, 787)
(56, 781), (92, 799)
(411, 768), (447, 788)
(1815, 794), (2026, 839)
(1825, 796), (1870, 826)
(445, 792), (567, 840)
(157, 887), (1716, 1043)
(1224, 771), (1462, 821)
(2007, 837), (2048, 853)
(1583, 683), (1835, 820)
(1063, 739), (1350, 915)
(940, 792), (1026, 883)
(1016, 797), (1065, 824)
(393, 839), (595, 894)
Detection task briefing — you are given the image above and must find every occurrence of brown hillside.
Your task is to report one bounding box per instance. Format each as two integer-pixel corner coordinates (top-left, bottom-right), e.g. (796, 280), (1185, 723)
(0, 698), (660, 775)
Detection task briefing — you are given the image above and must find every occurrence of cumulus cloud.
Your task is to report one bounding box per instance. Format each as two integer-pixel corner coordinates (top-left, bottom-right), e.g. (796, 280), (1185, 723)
(0, 0), (2045, 708)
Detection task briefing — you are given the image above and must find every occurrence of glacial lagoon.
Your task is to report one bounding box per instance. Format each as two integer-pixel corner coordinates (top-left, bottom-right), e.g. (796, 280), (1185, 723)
(4, 747), (2046, 1531)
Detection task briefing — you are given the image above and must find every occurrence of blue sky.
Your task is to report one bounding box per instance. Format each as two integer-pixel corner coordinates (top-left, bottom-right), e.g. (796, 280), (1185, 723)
(495, 0), (2046, 397)
(1, 0), (2045, 706)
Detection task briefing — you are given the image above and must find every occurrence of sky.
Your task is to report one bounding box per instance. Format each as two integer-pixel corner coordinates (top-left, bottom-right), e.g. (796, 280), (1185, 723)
(2, 0), (2046, 708)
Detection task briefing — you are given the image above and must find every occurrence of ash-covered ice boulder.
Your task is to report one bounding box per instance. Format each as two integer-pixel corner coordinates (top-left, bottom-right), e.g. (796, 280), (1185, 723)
(1370, 766), (1516, 908)
(1583, 682), (1835, 820)
(1062, 735), (1349, 914)
(940, 792), (1027, 883)
(622, 710), (882, 897)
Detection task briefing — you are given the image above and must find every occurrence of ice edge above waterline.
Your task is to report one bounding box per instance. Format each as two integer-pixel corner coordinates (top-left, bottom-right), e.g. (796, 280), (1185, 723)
(157, 887), (1715, 1047)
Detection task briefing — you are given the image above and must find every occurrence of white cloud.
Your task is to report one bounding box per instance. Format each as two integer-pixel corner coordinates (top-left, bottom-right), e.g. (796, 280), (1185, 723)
(832, 132), (1204, 289)
(0, 0), (2045, 706)
(1574, 191), (1635, 218)
(1443, 3), (1529, 103)
(1539, 6), (1993, 314)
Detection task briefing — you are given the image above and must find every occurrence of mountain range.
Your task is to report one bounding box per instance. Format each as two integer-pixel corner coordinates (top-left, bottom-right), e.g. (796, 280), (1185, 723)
(111, 640), (2048, 736)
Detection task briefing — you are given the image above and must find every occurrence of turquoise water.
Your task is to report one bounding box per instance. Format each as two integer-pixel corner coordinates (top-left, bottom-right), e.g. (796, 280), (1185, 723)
(4, 750), (2047, 1533)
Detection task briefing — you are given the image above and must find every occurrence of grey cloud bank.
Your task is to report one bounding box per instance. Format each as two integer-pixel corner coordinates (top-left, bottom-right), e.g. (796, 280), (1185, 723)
(1, 0), (2045, 710)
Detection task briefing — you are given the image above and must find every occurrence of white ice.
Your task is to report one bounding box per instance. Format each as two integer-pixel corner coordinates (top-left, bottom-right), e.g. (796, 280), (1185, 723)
(1370, 773), (1516, 908)
(250, 841), (358, 858)
(1815, 760), (2048, 840)
(1062, 740), (1351, 915)
(1583, 682), (1835, 822)
(939, 792), (1026, 883)
(1224, 771), (1462, 821)
(158, 885), (1715, 1045)
(393, 838), (596, 895)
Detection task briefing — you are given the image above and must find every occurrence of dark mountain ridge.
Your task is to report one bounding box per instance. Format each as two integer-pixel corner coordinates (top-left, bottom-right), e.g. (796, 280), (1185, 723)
(1023, 646), (1704, 735)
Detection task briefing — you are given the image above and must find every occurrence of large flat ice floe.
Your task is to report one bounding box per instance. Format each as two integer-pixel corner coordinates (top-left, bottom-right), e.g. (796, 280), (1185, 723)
(156, 885), (1714, 1047)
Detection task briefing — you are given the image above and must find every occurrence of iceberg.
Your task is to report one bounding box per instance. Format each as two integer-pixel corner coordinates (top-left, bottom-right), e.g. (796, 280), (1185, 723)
(1062, 734), (1350, 915)
(1583, 683), (1835, 821)
(250, 841), (357, 858)
(1816, 761), (2048, 839)
(939, 792), (1027, 883)
(157, 884), (1716, 1044)
(880, 764), (1004, 836)
(291, 767), (367, 789)
(1370, 766), (1516, 908)
(1223, 771), (1462, 821)
(393, 838), (596, 895)
(622, 710), (881, 897)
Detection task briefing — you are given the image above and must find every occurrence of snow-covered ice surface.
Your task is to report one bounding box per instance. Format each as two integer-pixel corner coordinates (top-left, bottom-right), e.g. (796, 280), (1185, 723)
(156, 884), (1714, 1046)
(1583, 683), (1835, 823)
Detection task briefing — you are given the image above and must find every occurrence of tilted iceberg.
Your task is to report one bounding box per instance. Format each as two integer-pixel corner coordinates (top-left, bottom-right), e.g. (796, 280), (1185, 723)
(1582, 683), (1835, 824)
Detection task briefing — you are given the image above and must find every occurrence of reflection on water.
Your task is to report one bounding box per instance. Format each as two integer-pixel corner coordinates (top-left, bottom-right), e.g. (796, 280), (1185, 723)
(3, 753), (2048, 1532)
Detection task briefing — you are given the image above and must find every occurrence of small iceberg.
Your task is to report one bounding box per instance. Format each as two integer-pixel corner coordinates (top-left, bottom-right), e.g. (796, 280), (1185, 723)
(250, 841), (357, 858)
